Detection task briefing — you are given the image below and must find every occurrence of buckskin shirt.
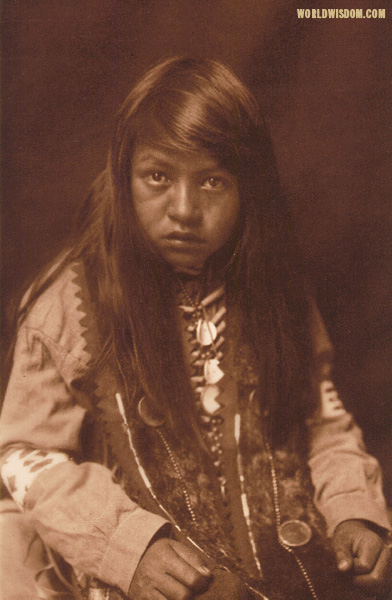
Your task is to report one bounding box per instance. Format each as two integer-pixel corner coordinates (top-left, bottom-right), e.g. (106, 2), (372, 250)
(0, 263), (390, 600)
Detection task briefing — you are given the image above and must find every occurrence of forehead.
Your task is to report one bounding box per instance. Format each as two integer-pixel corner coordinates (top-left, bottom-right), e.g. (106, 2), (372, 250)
(131, 144), (226, 173)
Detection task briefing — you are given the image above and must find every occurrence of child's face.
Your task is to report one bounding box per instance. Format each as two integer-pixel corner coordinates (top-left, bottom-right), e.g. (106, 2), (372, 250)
(131, 145), (240, 275)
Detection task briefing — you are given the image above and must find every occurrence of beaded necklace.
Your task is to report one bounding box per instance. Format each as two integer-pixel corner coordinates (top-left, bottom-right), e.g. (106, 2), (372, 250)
(177, 279), (228, 496)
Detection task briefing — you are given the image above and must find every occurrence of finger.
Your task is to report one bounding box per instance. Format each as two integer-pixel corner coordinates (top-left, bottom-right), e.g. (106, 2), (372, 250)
(156, 573), (195, 600)
(167, 543), (212, 593)
(335, 551), (352, 572)
(352, 530), (384, 574)
(352, 546), (392, 594)
(168, 563), (211, 595)
(129, 577), (167, 600)
(332, 531), (354, 572)
(171, 540), (212, 577)
(149, 590), (167, 600)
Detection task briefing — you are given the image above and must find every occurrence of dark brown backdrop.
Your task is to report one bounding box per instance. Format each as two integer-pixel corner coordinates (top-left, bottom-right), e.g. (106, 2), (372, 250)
(2, 0), (391, 501)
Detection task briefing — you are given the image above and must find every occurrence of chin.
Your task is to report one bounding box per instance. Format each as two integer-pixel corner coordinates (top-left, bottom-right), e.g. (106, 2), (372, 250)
(172, 264), (204, 276)
(162, 252), (205, 276)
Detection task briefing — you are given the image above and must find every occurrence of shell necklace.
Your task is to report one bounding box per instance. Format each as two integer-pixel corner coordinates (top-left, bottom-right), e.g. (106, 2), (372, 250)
(177, 279), (228, 499)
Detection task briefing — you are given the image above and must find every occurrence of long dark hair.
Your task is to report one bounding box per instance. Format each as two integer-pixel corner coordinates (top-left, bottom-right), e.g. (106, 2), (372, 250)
(16, 57), (314, 444)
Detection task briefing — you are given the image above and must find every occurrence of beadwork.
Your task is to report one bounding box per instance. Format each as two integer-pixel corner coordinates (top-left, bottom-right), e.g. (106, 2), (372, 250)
(178, 283), (227, 497)
(178, 284), (320, 599)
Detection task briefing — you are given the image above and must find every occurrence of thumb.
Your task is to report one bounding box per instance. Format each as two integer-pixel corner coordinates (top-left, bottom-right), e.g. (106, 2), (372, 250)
(332, 527), (354, 572)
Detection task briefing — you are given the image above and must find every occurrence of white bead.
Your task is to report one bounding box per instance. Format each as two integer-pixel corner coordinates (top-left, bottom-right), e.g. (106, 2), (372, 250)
(196, 319), (217, 346)
(203, 358), (224, 384)
(200, 385), (221, 414)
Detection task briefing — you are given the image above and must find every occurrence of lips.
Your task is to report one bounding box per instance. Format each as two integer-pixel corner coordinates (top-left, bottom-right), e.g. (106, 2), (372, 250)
(164, 231), (205, 244)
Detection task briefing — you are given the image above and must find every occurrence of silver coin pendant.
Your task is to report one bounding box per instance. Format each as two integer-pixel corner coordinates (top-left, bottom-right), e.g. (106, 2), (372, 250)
(278, 520), (312, 547)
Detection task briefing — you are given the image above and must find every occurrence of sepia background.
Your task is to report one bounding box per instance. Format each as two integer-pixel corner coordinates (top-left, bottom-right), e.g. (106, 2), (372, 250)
(1, 0), (391, 502)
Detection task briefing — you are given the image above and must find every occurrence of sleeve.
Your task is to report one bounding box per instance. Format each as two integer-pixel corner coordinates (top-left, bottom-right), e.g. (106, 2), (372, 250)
(306, 301), (391, 537)
(0, 316), (169, 595)
(308, 402), (391, 537)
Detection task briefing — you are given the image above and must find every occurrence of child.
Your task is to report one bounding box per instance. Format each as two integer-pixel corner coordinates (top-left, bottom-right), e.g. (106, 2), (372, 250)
(1, 57), (391, 600)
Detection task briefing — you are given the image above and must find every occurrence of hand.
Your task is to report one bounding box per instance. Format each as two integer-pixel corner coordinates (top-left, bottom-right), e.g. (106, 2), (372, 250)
(128, 538), (213, 599)
(332, 519), (392, 596)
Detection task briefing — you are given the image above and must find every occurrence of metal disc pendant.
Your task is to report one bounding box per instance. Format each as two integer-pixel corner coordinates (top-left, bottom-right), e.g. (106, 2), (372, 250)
(137, 396), (165, 427)
(278, 520), (312, 547)
(196, 319), (217, 346)
(200, 385), (221, 414)
(204, 358), (224, 384)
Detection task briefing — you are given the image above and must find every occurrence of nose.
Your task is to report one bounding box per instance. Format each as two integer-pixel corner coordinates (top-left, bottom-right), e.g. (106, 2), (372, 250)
(167, 182), (202, 227)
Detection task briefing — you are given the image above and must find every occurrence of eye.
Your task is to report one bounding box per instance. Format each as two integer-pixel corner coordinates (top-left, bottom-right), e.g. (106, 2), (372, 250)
(203, 176), (224, 190)
(140, 170), (169, 186)
(149, 171), (168, 184)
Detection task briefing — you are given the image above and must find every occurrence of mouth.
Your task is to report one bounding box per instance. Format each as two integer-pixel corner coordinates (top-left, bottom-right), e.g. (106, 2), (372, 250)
(164, 231), (205, 244)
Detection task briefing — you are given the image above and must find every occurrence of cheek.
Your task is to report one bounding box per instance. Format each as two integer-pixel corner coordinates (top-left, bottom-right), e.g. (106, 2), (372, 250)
(214, 195), (240, 241)
(132, 200), (146, 229)
(132, 198), (156, 244)
(132, 190), (163, 238)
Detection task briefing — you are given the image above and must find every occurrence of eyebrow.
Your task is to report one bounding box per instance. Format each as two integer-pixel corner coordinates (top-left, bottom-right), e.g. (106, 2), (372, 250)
(135, 153), (227, 171)
(132, 148), (235, 180)
(134, 153), (170, 166)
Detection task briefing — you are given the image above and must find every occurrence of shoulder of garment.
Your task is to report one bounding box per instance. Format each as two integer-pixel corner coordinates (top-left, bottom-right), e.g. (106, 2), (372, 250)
(19, 260), (98, 377)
